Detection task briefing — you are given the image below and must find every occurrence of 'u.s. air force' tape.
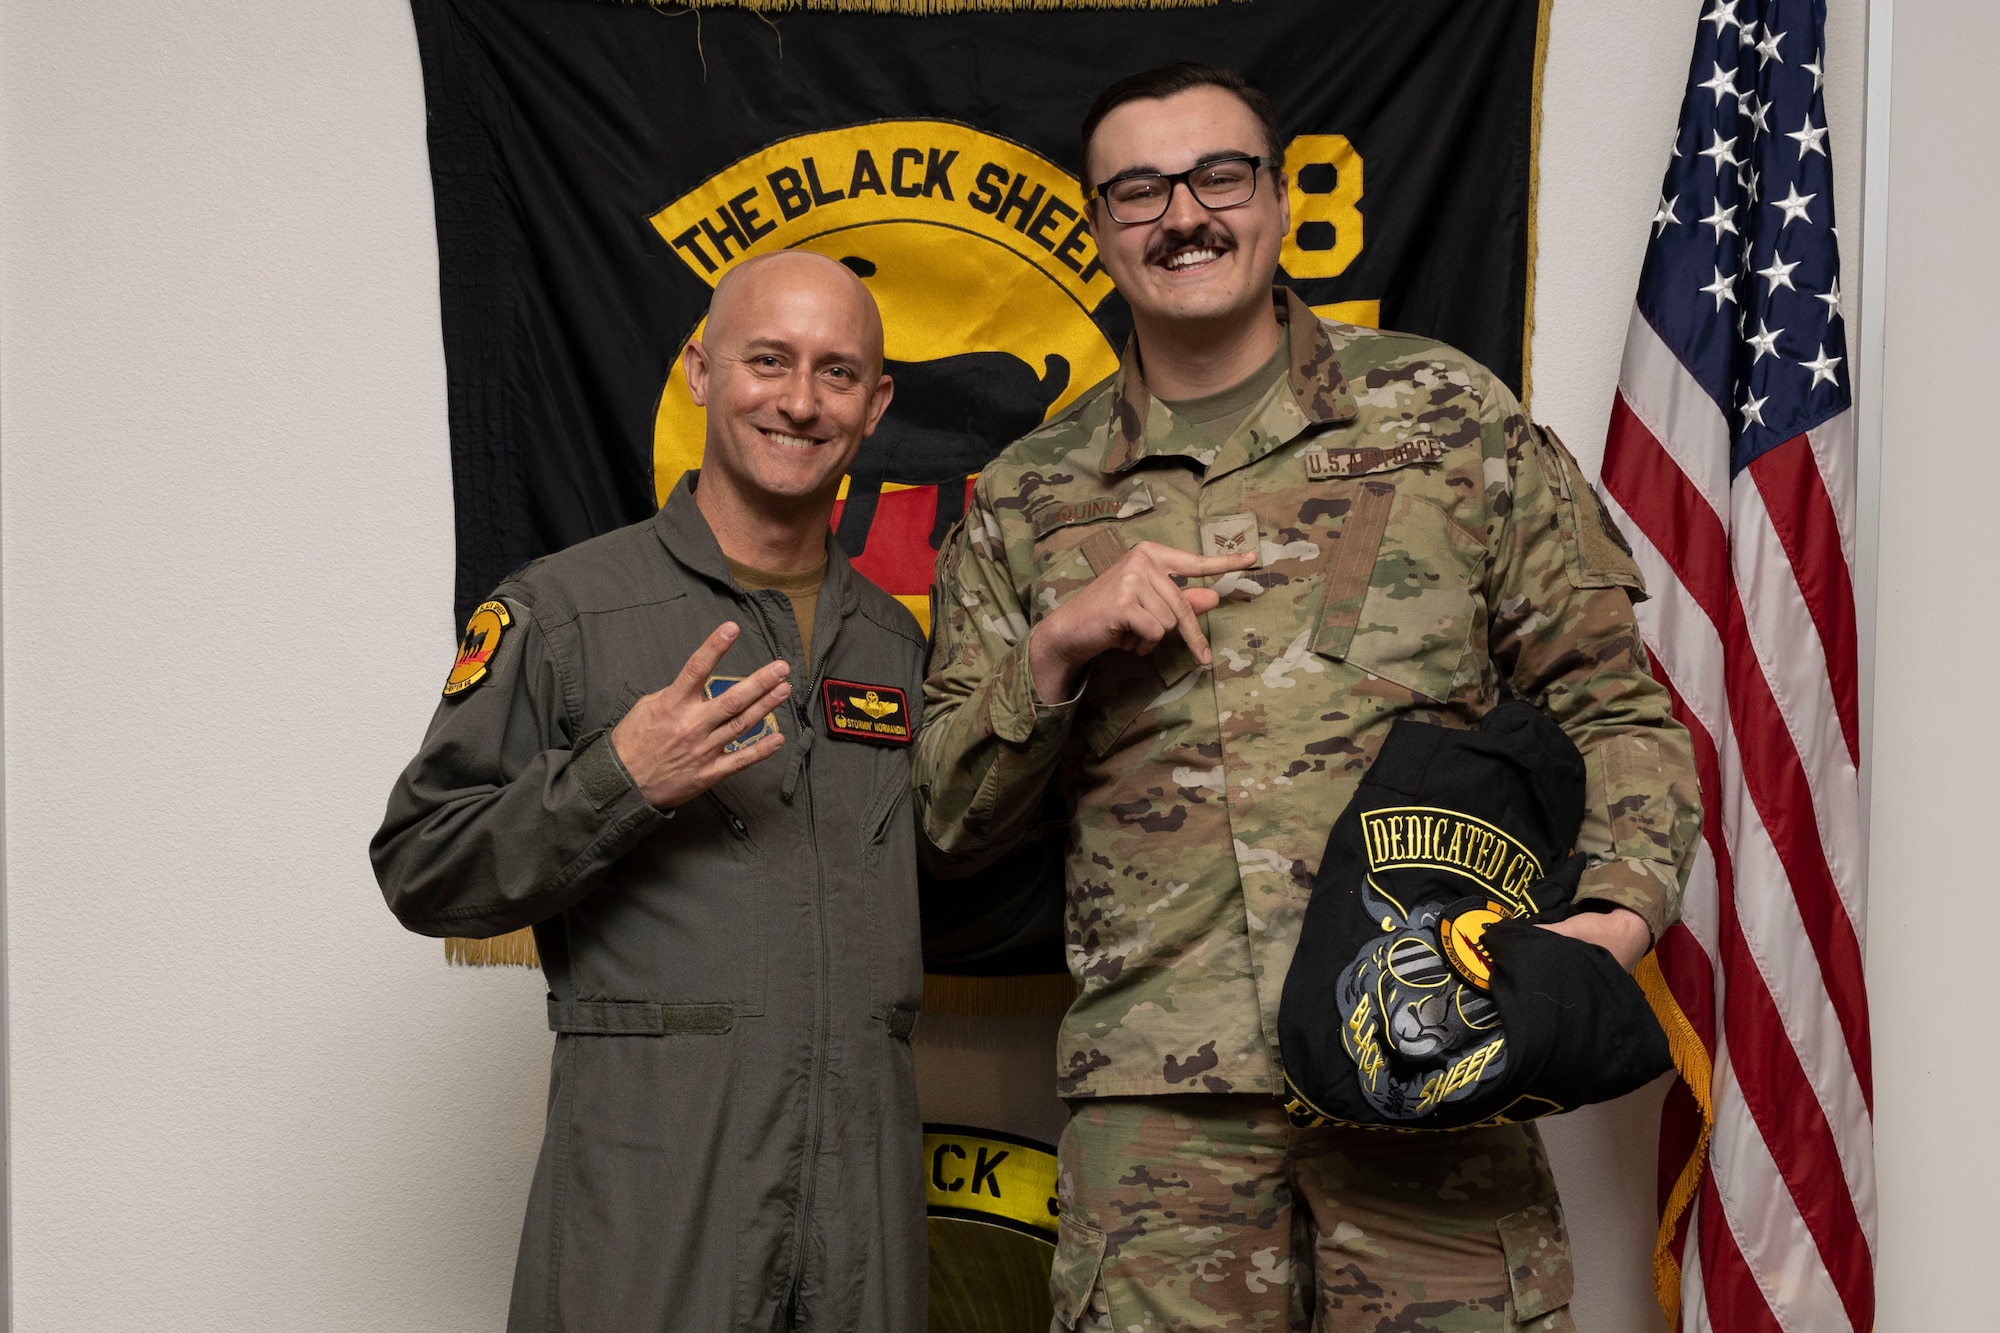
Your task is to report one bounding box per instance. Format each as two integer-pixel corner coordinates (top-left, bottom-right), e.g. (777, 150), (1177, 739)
(923, 1124), (1058, 1240)
(703, 675), (778, 753)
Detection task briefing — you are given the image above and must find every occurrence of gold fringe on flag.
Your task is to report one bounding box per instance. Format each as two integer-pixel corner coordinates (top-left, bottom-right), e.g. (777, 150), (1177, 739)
(627, 0), (1222, 12)
(445, 927), (541, 967)
(922, 972), (1077, 1015)
(1635, 950), (1716, 1330)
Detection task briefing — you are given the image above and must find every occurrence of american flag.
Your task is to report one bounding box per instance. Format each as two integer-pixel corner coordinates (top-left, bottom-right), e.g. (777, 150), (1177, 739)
(1597, 0), (1873, 1328)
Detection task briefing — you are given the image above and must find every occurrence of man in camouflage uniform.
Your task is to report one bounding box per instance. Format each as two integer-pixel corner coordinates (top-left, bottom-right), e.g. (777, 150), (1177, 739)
(913, 64), (1700, 1331)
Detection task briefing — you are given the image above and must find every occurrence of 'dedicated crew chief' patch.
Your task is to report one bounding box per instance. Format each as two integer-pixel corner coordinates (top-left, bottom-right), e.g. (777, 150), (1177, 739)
(822, 679), (911, 746)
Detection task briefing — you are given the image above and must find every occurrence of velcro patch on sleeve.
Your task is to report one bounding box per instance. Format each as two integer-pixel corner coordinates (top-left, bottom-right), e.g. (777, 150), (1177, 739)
(444, 600), (511, 697)
(822, 679), (913, 745)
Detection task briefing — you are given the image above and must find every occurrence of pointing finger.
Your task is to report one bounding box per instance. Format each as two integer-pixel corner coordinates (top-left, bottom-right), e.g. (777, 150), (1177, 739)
(1162, 578), (1214, 664)
(1152, 547), (1260, 577)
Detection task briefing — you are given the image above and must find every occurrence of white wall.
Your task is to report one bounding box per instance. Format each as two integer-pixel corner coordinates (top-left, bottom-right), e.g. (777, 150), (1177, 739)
(1867, 0), (1997, 1325)
(0, 3), (1873, 1330)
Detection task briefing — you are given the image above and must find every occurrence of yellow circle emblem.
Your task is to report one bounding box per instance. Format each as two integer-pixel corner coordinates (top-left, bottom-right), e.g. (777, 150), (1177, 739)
(444, 599), (511, 697)
(1439, 903), (1507, 992)
(649, 122), (1124, 626)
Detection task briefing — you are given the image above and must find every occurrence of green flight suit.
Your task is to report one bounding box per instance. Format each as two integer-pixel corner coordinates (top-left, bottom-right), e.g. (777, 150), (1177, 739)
(374, 475), (928, 1333)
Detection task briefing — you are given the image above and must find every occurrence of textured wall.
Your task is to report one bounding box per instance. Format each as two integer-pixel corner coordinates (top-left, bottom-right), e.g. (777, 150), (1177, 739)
(1868, 0), (1994, 1325)
(0, 2), (1870, 1329)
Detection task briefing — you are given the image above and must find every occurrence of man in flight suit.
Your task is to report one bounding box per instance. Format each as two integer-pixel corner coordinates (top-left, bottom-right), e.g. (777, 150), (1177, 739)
(914, 64), (1701, 1331)
(374, 251), (929, 1332)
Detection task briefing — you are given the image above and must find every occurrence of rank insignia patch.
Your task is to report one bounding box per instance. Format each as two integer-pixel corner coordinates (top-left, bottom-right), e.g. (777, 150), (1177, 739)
(822, 679), (912, 745)
(703, 676), (779, 753)
(1199, 512), (1260, 561)
(444, 600), (511, 697)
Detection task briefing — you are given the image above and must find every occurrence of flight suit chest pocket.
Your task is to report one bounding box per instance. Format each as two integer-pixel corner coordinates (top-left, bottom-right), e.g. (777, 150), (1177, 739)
(1309, 466), (1484, 704)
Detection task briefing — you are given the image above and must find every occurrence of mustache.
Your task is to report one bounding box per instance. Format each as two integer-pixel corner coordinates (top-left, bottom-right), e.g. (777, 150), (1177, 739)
(1145, 226), (1234, 266)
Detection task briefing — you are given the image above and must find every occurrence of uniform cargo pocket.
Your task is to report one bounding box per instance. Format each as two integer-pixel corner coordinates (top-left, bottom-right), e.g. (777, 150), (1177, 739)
(1048, 1213), (1109, 1330)
(1497, 1200), (1575, 1321)
(1081, 639), (1197, 758)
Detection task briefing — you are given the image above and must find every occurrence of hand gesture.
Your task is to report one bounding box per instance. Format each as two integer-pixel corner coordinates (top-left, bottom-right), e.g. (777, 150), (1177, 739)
(609, 622), (790, 809)
(1027, 541), (1258, 703)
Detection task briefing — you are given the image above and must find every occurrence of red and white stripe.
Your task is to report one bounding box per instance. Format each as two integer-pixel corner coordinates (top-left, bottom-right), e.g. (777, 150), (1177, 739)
(1600, 306), (1876, 1332)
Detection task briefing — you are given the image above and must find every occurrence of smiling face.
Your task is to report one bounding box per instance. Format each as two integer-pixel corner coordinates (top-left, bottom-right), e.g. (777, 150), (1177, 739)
(1084, 85), (1289, 336)
(684, 251), (893, 518)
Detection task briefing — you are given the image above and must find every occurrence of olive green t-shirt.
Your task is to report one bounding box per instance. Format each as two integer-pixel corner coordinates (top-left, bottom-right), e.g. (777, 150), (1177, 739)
(1159, 337), (1290, 450)
(727, 557), (828, 662)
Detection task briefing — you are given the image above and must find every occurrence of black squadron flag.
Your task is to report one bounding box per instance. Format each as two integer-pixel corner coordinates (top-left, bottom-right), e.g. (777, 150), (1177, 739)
(411, 0), (1549, 630)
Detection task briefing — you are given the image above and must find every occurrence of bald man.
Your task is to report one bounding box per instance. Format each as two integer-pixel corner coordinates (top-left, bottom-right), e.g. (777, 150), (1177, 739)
(374, 251), (928, 1332)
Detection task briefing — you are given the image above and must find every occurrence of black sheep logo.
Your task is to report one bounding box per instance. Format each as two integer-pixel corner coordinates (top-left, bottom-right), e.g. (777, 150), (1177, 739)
(834, 256), (1070, 557)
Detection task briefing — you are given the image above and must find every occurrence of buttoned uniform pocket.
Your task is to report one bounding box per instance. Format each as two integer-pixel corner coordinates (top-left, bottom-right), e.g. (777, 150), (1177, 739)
(1310, 459), (1485, 704)
(1047, 1213), (1110, 1331)
(1496, 1200), (1576, 1325)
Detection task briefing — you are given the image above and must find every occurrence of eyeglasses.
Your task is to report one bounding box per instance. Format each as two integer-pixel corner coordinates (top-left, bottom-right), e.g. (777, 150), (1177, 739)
(1089, 155), (1271, 225)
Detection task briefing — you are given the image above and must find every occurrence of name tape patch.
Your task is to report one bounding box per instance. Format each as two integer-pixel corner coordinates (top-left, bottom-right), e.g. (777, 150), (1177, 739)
(822, 678), (912, 745)
(1028, 482), (1154, 538)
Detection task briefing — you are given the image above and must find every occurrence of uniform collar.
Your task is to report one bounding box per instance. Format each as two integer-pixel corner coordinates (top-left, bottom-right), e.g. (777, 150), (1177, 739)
(1101, 286), (1358, 476)
(653, 471), (859, 617)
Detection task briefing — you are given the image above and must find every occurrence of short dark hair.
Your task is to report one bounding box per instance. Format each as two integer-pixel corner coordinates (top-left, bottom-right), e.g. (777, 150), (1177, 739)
(1079, 62), (1284, 186)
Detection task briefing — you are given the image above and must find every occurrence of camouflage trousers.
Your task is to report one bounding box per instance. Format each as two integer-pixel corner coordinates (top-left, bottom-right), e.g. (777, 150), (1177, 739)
(1048, 1096), (1575, 1332)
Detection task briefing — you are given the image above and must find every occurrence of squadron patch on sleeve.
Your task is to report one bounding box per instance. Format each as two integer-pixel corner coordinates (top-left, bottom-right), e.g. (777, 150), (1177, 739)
(444, 600), (511, 697)
(703, 676), (779, 753)
(821, 679), (912, 746)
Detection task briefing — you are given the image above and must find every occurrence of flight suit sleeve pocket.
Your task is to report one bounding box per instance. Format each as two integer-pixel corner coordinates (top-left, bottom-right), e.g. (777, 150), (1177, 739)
(1049, 1213), (1108, 1329)
(1497, 1200), (1575, 1321)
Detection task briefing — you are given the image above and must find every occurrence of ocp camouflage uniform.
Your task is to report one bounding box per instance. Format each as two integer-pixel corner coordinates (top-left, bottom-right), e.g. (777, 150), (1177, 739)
(913, 289), (1700, 1330)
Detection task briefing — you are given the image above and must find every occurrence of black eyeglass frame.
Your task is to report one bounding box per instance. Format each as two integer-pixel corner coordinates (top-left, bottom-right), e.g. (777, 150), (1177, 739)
(1087, 155), (1274, 225)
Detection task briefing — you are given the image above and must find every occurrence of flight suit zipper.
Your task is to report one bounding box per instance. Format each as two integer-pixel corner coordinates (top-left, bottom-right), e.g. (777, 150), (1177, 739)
(744, 588), (842, 1323)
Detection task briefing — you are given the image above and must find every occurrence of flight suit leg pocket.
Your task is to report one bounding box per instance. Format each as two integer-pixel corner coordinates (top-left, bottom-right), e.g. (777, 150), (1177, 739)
(1048, 1213), (1109, 1331)
(1496, 1200), (1575, 1327)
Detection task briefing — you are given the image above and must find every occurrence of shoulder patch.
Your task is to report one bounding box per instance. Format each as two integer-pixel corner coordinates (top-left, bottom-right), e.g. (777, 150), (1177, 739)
(444, 600), (511, 697)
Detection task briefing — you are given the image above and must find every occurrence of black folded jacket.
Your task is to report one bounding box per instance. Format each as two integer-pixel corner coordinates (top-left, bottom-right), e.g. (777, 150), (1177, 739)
(1277, 701), (1672, 1130)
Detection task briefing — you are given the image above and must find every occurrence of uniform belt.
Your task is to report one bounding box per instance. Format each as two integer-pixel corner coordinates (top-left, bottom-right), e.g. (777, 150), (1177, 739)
(546, 997), (735, 1035)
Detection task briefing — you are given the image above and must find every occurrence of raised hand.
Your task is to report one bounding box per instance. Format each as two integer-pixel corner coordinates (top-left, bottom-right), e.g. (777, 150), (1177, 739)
(1027, 540), (1258, 703)
(610, 622), (791, 809)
